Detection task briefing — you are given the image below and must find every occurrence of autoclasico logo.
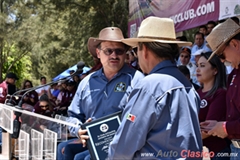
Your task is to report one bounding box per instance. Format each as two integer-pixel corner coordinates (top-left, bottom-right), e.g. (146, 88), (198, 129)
(170, 1), (215, 24)
(155, 150), (215, 158)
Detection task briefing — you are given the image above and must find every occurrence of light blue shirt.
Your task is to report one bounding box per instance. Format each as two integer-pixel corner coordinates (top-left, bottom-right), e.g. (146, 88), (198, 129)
(67, 64), (144, 137)
(191, 44), (211, 63)
(108, 60), (202, 159)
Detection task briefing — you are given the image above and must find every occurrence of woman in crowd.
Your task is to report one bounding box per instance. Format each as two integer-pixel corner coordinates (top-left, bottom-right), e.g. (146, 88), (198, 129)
(33, 94), (56, 131)
(20, 79), (38, 106)
(197, 52), (231, 159)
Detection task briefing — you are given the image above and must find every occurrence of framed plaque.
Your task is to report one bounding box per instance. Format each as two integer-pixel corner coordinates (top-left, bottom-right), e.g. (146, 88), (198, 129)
(81, 111), (122, 160)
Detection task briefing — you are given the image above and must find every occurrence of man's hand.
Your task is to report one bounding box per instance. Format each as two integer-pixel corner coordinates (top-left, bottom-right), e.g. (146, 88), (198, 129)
(201, 130), (210, 139)
(78, 118), (92, 147)
(208, 122), (228, 138)
(40, 125), (46, 131)
(200, 120), (217, 132)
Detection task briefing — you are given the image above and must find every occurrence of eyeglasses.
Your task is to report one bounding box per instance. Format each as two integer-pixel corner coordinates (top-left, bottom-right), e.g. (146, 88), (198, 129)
(217, 53), (226, 60)
(217, 45), (227, 60)
(100, 48), (125, 56)
(40, 105), (49, 109)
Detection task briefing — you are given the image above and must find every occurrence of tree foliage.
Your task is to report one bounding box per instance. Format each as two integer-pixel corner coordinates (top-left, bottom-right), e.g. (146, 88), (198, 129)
(0, 0), (129, 85)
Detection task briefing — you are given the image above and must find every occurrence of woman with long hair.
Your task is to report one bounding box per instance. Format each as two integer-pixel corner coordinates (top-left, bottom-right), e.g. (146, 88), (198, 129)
(20, 79), (38, 106)
(197, 52), (230, 159)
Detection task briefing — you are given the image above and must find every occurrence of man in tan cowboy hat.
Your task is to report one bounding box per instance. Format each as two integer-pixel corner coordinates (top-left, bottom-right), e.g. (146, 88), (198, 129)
(108, 16), (202, 159)
(201, 18), (240, 157)
(57, 27), (144, 160)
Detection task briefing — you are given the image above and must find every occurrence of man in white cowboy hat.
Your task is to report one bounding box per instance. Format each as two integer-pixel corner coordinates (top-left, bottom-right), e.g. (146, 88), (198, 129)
(201, 18), (240, 159)
(108, 16), (202, 159)
(57, 27), (144, 160)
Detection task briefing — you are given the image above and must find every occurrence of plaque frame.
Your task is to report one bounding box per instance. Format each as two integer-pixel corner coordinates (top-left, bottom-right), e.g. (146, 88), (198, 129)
(81, 111), (122, 160)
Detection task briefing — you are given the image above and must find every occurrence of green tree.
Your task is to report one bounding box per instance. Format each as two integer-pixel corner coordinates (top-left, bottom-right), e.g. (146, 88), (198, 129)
(0, 0), (32, 85)
(0, 0), (129, 85)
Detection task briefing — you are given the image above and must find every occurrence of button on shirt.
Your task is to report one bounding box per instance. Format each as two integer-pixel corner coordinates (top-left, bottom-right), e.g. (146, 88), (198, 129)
(108, 60), (202, 159)
(67, 64), (144, 137)
(226, 65), (240, 139)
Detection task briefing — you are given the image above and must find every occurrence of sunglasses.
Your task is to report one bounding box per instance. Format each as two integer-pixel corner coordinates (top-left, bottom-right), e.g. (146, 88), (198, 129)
(217, 53), (226, 60)
(40, 105), (49, 109)
(216, 45), (228, 60)
(100, 48), (125, 56)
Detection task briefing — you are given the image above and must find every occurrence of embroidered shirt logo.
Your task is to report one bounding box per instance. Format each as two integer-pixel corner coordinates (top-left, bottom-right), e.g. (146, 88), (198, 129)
(200, 99), (207, 108)
(114, 82), (126, 92)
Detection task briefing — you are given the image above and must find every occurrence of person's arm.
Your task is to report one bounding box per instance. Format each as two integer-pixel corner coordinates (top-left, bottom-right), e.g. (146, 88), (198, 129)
(0, 85), (7, 104)
(26, 91), (38, 105)
(205, 89), (227, 121)
(108, 87), (157, 159)
(225, 114), (240, 138)
(47, 86), (54, 100)
(67, 79), (89, 137)
(32, 91), (39, 104)
(56, 91), (63, 105)
(202, 89), (227, 139)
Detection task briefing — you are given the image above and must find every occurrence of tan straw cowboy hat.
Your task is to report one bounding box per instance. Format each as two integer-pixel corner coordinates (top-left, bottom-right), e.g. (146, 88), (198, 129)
(121, 16), (192, 47)
(206, 18), (240, 60)
(88, 27), (125, 57)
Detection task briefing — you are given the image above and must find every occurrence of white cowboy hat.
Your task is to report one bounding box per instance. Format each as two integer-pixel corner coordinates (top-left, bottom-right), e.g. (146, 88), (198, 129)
(206, 18), (240, 60)
(87, 27), (125, 57)
(192, 49), (205, 56)
(121, 16), (192, 47)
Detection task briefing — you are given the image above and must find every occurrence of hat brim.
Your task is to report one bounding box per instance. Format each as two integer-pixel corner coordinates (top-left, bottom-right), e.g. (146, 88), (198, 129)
(88, 38), (122, 57)
(121, 38), (192, 48)
(208, 28), (240, 61)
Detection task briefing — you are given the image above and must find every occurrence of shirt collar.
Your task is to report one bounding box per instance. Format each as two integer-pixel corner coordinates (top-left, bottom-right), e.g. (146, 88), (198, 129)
(149, 60), (176, 74)
(93, 63), (133, 79)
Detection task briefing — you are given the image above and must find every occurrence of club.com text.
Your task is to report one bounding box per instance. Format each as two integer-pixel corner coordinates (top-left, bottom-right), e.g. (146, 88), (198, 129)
(170, 1), (214, 24)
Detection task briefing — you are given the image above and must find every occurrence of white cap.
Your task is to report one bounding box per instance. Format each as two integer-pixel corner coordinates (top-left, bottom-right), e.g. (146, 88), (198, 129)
(192, 49), (205, 56)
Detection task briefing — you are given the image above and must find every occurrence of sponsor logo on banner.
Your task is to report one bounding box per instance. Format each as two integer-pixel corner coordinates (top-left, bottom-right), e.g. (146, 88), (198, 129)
(170, 1), (215, 24)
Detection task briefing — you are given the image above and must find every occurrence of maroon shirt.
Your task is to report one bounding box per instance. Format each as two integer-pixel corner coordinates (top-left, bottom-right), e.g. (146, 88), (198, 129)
(20, 90), (39, 106)
(0, 81), (8, 103)
(198, 88), (228, 153)
(226, 66), (240, 139)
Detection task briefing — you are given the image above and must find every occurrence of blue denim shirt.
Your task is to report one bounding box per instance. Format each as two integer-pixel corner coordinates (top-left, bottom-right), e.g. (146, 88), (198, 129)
(67, 64), (144, 137)
(108, 60), (203, 159)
